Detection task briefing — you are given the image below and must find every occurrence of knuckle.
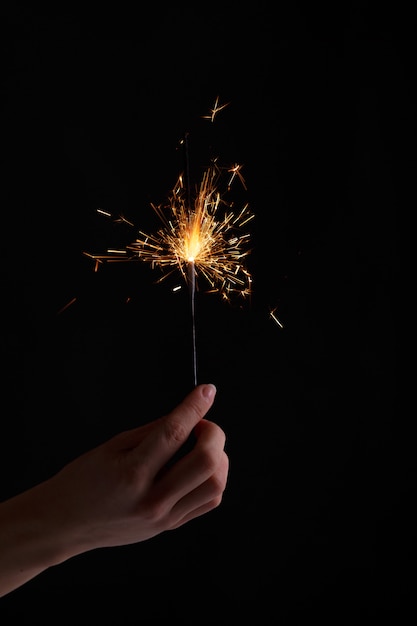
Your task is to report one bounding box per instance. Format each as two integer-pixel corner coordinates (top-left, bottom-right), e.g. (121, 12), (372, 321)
(141, 496), (169, 524)
(207, 453), (229, 495)
(209, 465), (228, 495)
(195, 445), (220, 476)
(209, 495), (224, 510)
(122, 460), (148, 492)
(163, 418), (188, 446)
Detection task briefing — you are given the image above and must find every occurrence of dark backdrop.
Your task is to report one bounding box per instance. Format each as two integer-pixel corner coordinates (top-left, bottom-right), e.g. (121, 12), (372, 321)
(1, 3), (406, 623)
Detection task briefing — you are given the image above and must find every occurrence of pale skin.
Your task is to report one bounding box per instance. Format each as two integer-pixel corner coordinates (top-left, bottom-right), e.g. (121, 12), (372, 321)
(0, 383), (228, 598)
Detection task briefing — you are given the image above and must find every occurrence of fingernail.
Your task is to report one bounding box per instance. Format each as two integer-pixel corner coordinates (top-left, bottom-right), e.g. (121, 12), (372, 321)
(202, 383), (216, 400)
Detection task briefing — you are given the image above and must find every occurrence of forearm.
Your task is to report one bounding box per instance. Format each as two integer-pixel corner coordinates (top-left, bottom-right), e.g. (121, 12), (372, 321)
(0, 481), (75, 597)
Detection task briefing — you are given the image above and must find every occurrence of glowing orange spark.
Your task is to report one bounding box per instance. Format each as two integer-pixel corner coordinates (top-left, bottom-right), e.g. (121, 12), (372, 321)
(202, 96), (230, 122)
(228, 163), (247, 190)
(57, 297), (77, 315)
(269, 307), (284, 329)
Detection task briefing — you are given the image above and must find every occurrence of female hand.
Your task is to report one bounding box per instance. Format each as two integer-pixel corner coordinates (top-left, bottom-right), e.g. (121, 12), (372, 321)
(0, 383), (228, 597)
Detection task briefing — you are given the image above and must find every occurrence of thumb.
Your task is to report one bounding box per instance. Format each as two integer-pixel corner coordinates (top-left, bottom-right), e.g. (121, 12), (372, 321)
(132, 383), (217, 476)
(166, 383), (217, 430)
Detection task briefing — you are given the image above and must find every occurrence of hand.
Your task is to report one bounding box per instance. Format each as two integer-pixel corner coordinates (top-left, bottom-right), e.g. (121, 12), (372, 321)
(51, 382), (228, 551)
(0, 383), (228, 596)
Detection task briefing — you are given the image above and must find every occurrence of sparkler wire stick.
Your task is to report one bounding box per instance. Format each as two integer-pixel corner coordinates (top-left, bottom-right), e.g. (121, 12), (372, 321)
(183, 131), (198, 387)
(188, 260), (198, 387)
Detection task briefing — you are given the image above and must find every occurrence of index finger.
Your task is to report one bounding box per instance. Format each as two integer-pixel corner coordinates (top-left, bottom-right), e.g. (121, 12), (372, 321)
(132, 383), (217, 477)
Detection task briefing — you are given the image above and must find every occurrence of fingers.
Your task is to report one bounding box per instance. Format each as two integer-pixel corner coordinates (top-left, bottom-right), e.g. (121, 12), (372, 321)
(130, 383), (217, 478)
(168, 451), (229, 528)
(147, 418), (226, 508)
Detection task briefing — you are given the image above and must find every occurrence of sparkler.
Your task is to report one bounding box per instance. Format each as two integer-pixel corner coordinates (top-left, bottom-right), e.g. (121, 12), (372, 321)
(84, 98), (255, 386)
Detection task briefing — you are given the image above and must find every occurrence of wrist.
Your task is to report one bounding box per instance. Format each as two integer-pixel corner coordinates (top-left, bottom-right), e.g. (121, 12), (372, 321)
(0, 480), (79, 596)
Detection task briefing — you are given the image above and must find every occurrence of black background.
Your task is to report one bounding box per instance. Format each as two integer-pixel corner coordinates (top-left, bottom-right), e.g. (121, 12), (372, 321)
(0, 3), (406, 624)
